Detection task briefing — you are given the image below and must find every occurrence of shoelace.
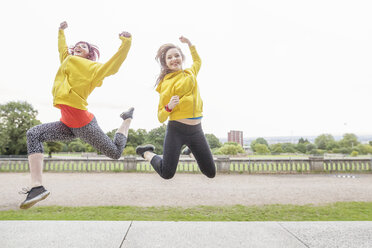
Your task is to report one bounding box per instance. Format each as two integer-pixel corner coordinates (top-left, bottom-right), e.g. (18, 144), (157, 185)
(18, 187), (31, 195)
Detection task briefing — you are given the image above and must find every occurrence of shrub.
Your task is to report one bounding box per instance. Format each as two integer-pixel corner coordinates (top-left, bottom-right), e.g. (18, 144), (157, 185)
(218, 143), (244, 155)
(350, 151), (359, 157)
(253, 144), (270, 155)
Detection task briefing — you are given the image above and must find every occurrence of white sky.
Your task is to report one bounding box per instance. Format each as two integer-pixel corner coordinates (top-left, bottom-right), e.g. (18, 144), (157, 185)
(1, 0), (372, 139)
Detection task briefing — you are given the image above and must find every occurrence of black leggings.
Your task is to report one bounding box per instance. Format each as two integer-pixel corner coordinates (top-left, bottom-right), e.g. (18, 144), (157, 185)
(150, 121), (216, 179)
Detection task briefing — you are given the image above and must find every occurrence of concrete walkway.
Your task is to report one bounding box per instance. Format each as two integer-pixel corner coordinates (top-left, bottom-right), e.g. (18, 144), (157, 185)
(1, 221), (372, 248)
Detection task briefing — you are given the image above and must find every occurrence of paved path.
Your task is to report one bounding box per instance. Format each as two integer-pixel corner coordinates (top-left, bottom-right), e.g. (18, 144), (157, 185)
(1, 173), (372, 210)
(1, 221), (372, 248)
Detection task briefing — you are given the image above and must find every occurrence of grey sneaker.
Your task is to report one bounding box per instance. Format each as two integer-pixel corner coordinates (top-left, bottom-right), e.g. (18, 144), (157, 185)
(136, 144), (155, 158)
(19, 186), (50, 209)
(182, 147), (192, 155)
(120, 107), (135, 120)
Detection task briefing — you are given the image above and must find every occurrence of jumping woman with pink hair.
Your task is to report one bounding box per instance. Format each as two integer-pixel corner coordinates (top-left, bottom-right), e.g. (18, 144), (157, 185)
(20, 21), (134, 209)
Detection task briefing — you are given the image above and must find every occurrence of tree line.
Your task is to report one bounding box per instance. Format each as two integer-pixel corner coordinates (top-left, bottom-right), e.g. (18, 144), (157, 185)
(0, 101), (222, 156)
(1, 101), (371, 157)
(250, 134), (372, 156)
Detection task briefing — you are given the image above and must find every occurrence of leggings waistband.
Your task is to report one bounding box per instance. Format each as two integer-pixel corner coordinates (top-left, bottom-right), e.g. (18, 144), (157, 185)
(167, 121), (202, 135)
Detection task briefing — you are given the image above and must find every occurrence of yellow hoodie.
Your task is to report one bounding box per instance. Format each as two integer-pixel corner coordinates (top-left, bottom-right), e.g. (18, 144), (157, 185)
(52, 29), (132, 110)
(156, 46), (203, 123)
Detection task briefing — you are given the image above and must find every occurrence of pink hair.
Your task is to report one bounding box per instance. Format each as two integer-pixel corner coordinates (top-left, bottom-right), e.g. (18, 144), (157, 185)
(69, 41), (100, 61)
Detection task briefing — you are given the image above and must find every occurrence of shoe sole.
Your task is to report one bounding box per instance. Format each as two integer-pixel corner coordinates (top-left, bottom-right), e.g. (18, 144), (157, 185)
(136, 145), (155, 156)
(182, 149), (191, 155)
(20, 191), (50, 210)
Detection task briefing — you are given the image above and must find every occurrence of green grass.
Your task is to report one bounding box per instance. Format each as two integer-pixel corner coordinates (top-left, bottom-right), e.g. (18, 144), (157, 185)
(1, 202), (371, 221)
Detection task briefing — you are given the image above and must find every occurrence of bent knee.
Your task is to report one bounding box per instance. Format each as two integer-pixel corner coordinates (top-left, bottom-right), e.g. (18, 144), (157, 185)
(110, 153), (122, 160)
(204, 166), (216, 178)
(161, 172), (176, 180)
(102, 150), (122, 160)
(207, 172), (216, 178)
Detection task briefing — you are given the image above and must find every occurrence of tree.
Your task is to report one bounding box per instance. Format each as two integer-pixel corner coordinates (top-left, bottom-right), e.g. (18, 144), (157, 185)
(280, 143), (297, 153)
(296, 143), (307, 154)
(217, 142), (244, 155)
(106, 129), (118, 140)
(205, 133), (222, 149)
(0, 101), (41, 155)
(146, 124), (166, 154)
(68, 139), (87, 152)
(127, 128), (147, 148)
(339, 133), (359, 148)
(298, 137), (309, 144)
(355, 144), (372, 155)
(250, 137), (268, 151)
(254, 143), (270, 154)
(108, 128), (147, 147)
(332, 147), (352, 154)
(45, 141), (63, 158)
(106, 128), (147, 154)
(270, 143), (283, 154)
(327, 141), (340, 151)
(85, 143), (96, 152)
(306, 143), (316, 153)
(57, 139), (95, 153)
(314, 134), (335, 150)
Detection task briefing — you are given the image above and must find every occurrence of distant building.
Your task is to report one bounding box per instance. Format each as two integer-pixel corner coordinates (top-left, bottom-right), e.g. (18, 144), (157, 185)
(228, 130), (243, 146)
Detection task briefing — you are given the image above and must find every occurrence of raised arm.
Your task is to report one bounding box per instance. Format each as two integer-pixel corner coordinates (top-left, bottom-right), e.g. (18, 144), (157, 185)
(58, 21), (69, 63)
(179, 36), (201, 75)
(92, 31), (132, 83)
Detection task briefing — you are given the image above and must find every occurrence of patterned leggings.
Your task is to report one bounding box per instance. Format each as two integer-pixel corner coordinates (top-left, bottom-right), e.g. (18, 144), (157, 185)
(27, 117), (126, 159)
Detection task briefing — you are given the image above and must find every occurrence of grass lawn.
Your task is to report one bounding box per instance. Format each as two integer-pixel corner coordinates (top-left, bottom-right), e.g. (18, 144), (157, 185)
(1, 202), (371, 221)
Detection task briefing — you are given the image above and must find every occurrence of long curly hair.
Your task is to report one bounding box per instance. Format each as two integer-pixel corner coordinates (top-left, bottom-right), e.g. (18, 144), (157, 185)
(69, 41), (100, 61)
(155, 43), (185, 86)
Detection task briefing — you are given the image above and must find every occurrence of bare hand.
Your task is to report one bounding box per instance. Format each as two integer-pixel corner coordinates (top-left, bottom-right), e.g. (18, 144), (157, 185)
(119, 31), (131, 38)
(59, 21), (68, 30)
(179, 36), (192, 47)
(168, 95), (180, 110)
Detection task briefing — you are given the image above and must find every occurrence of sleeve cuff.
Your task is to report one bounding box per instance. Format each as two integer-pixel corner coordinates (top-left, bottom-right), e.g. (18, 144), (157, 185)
(119, 36), (132, 42)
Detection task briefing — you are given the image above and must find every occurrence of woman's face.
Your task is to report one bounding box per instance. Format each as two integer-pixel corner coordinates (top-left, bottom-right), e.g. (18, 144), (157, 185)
(165, 48), (183, 72)
(73, 42), (90, 59)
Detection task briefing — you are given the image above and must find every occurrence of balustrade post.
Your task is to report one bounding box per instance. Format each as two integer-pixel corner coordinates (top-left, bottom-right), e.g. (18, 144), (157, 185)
(309, 156), (324, 172)
(215, 156), (231, 173)
(123, 156), (137, 171)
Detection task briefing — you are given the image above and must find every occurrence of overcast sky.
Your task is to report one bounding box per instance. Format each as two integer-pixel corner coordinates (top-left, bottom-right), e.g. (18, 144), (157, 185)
(1, 0), (372, 139)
